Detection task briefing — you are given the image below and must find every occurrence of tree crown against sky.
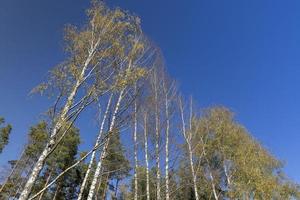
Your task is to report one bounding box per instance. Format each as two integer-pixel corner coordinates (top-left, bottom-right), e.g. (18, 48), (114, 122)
(0, 0), (300, 199)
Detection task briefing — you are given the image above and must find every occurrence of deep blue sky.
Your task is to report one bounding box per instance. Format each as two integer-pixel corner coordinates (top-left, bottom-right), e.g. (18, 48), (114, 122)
(0, 0), (300, 182)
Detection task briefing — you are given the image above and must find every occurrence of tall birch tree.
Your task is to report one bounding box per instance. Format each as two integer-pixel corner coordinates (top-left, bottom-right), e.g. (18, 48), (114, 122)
(19, 1), (144, 199)
(179, 97), (200, 200)
(86, 15), (154, 199)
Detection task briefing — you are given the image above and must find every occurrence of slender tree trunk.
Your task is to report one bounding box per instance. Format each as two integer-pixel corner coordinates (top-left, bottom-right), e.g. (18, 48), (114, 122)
(155, 121), (161, 200)
(143, 113), (150, 200)
(11, 158), (35, 198)
(133, 91), (138, 200)
(52, 181), (61, 200)
(38, 170), (52, 200)
(208, 170), (219, 200)
(154, 71), (161, 200)
(19, 41), (98, 200)
(87, 89), (125, 200)
(202, 139), (218, 200)
(87, 57), (135, 199)
(188, 145), (199, 200)
(78, 94), (113, 200)
(223, 163), (231, 189)
(179, 98), (199, 200)
(164, 89), (170, 200)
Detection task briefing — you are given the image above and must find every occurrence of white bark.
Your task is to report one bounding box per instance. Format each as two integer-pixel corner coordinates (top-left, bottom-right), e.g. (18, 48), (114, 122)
(154, 71), (161, 200)
(179, 98), (199, 200)
(143, 113), (150, 200)
(201, 135), (218, 200)
(189, 145), (199, 200)
(20, 138), (55, 200)
(87, 53), (136, 199)
(77, 94), (113, 200)
(223, 163), (231, 187)
(209, 170), (219, 200)
(133, 89), (138, 200)
(87, 89), (125, 200)
(164, 85), (170, 200)
(19, 40), (99, 200)
(28, 139), (106, 200)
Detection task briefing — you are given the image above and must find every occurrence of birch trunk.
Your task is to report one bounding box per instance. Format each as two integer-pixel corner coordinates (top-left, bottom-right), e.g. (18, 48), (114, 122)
(209, 170), (219, 200)
(154, 71), (161, 200)
(155, 120), (161, 200)
(179, 98), (199, 200)
(143, 113), (150, 200)
(164, 89), (170, 200)
(87, 54), (136, 199)
(19, 41), (98, 200)
(77, 94), (113, 200)
(188, 145), (199, 200)
(87, 89), (125, 200)
(28, 138), (107, 200)
(223, 163), (231, 189)
(133, 91), (138, 200)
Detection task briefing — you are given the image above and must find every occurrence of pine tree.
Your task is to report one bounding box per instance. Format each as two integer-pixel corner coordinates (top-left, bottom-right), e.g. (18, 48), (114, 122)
(0, 116), (12, 154)
(0, 122), (47, 198)
(100, 129), (131, 199)
(31, 123), (81, 199)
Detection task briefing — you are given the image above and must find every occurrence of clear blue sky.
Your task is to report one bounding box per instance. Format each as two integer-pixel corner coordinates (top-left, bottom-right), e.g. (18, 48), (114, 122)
(0, 0), (300, 183)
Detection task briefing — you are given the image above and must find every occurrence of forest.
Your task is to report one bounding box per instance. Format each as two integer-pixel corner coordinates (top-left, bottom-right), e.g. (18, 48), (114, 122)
(0, 1), (299, 200)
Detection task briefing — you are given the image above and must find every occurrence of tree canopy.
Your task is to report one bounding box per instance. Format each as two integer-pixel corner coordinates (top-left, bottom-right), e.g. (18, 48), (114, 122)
(0, 1), (299, 200)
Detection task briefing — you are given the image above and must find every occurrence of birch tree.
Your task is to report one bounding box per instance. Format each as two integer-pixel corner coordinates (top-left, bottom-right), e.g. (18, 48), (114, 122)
(162, 75), (177, 200)
(19, 1), (144, 199)
(86, 16), (155, 199)
(77, 94), (113, 200)
(142, 111), (150, 200)
(2, 1), (300, 199)
(190, 107), (300, 199)
(148, 64), (163, 200)
(133, 84), (139, 200)
(137, 87), (155, 200)
(178, 97), (200, 200)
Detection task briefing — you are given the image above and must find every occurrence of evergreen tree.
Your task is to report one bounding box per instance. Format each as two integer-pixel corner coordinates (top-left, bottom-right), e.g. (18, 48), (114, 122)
(30, 123), (81, 199)
(130, 166), (156, 200)
(0, 121), (82, 199)
(0, 122), (47, 199)
(100, 129), (131, 199)
(0, 116), (12, 154)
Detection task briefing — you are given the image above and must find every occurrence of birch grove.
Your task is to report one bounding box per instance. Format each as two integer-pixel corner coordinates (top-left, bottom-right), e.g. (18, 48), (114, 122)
(1, 1), (300, 200)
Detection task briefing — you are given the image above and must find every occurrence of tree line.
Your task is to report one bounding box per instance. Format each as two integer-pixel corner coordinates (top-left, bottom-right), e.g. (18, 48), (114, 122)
(0, 1), (299, 199)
